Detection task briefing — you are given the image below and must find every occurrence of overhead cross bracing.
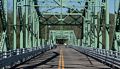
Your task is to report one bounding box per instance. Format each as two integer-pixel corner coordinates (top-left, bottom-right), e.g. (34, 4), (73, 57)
(0, 0), (120, 69)
(35, 0), (85, 25)
(0, 0), (83, 52)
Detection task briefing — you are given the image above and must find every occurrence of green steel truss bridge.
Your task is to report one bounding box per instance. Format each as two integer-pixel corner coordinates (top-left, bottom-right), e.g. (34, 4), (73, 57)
(0, 0), (120, 69)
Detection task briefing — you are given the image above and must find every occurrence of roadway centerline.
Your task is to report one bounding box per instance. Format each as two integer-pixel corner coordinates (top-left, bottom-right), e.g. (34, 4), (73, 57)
(58, 49), (62, 69)
(58, 48), (64, 69)
(61, 49), (64, 69)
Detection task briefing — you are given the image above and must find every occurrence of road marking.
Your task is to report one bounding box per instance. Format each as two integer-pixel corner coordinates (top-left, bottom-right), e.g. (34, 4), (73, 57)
(58, 49), (62, 69)
(58, 48), (64, 69)
(61, 49), (64, 69)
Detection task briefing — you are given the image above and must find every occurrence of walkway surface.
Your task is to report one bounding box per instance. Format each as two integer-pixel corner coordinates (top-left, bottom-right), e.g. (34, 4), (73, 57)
(14, 46), (111, 69)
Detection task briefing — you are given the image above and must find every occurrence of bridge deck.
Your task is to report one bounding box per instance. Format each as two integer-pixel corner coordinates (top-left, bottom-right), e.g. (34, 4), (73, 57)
(14, 46), (111, 69)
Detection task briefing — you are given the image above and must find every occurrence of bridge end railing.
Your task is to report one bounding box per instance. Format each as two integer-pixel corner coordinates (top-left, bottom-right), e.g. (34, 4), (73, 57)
(0, 45), (56, 68)
(70, 46), (120, 69)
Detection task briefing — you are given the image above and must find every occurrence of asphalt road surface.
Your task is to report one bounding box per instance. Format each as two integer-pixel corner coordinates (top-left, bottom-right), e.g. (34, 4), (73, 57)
(14, 46), (111, 69)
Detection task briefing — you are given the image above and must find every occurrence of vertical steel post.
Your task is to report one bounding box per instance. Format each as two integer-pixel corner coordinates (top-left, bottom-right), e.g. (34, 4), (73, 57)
(90, 0), (96, 48)
(89, 0), (93, 47)
(78, 39), (80, 46)
(19, 0), (23, 48)
(2, 0), (8, 51)
(25, 0), (28, 48)
(98, 1), (102, 49)
(45, 26), (48, 45)
(87, 13), (91, 47)
(33, 12), (35, 47)
(36, 13), (39, 47)
(83, 0), (90, 47)
(30, 1), (34, 48)
(83, 17), (87, 46)
(68, 33), (71, 45)
(28, 0), (33, 48)
(53, 32), (55, 45)
(93, 0), (98, 48)
(101, 0), (106, 49)
(105, 0), (109, 50)
(37, 16), (40, 48)
(34, 13), (37, 47)
(13, 0), (17, 50)
(42, 39), (45, 48)
(28, 5), (31, 48)
(95, 0), (98, 48)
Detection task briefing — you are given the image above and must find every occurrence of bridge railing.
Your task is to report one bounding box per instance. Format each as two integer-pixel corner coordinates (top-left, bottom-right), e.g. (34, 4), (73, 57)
(71, 46), (120, 68)
(0, 45), (55, 68)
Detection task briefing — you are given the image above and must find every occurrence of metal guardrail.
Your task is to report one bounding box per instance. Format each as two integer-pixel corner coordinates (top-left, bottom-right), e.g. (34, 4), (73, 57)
(0, 45), (54, 68)
(71, 46), (120, 68)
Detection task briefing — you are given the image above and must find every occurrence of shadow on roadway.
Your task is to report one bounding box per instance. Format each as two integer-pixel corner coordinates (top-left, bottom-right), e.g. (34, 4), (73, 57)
(13, 52), (59, 69)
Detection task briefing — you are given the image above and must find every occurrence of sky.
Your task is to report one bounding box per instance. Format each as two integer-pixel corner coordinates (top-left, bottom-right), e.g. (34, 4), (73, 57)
(109, 0), (114, 13)
(8, 0), (115, 13)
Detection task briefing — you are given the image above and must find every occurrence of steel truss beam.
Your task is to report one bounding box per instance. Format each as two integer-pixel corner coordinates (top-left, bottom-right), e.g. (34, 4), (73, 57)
(0, 0), (120, 52)
(40, 15), (83, 26)
(0, 0), (9, 52)
(113, 0), (120, 51)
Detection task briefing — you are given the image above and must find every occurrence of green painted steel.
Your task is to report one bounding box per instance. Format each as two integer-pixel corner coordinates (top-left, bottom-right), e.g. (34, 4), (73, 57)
(25, 0), (28, 48)
(0, 0), (120, 52)
(18, 0), (23, 49)
(105, 0), (109, 50)
(114, 0), (120, 51)
(82, 0), (111, 50)
(49, 30), (77, 45)
(98, 1), (103, 49)
(0, 0), (8, 52)
(13, 0), (17, 50)
(3, 0), (7, 51)
(42, 39), (45, 48)
(94, 0), (98, 48)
